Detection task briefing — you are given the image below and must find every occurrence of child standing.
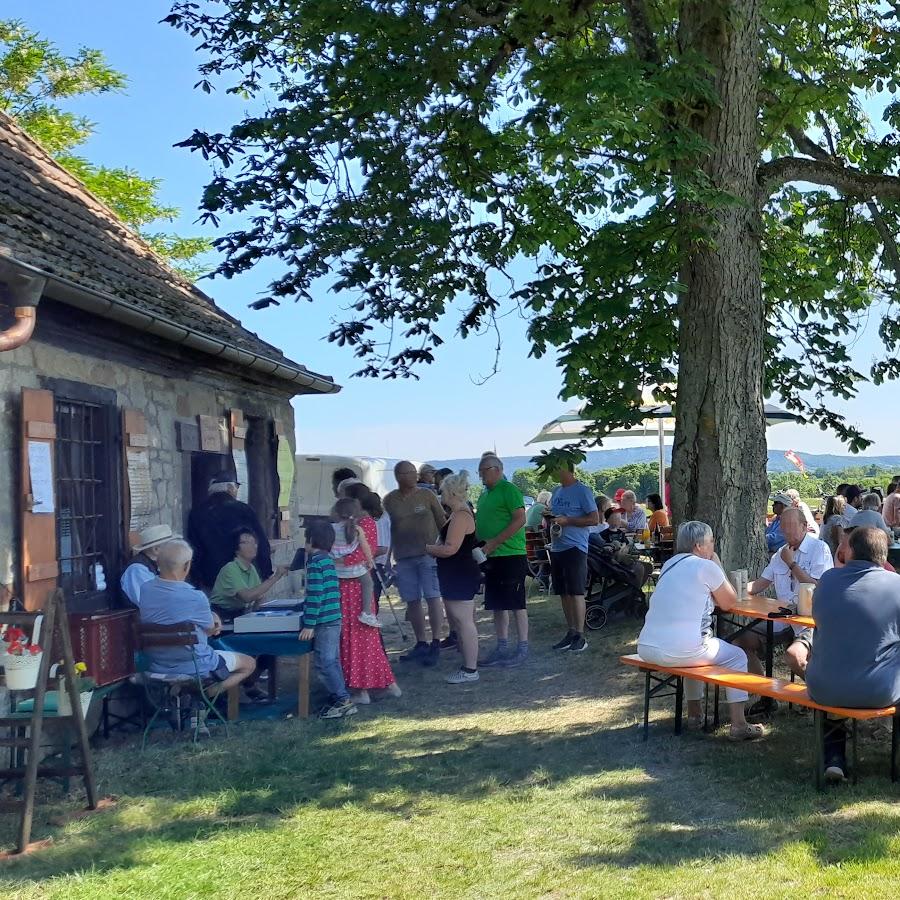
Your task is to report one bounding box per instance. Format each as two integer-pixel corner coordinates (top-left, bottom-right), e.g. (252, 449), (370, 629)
(331, 498), (380, 628)
(299, 522), (357, 719)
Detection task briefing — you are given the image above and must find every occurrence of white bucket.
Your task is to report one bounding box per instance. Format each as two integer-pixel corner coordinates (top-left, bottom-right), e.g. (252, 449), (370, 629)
(3, 652), (43, 690)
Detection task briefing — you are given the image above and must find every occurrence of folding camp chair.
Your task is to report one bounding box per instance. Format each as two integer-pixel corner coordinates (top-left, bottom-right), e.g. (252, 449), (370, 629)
(132, 622), (229, 749)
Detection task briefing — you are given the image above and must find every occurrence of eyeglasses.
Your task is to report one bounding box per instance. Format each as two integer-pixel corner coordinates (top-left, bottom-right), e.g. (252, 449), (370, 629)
(239, 538), (258, 546)
(478, 465), (499, 475)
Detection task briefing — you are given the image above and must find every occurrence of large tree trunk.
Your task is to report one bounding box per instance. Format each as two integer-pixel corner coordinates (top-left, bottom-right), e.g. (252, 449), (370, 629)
(669, 0), (769, 572)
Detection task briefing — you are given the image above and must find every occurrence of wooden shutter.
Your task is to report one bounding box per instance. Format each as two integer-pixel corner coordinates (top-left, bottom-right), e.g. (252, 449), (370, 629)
(122, 409), (150, 551)
(20, 388), (58, 610)
(275, 420), (292, 539)
(230, 409), (249, 503)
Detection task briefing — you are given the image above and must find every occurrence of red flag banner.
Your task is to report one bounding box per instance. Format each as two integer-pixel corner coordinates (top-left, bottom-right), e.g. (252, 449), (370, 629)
(785, 449), (806, 473)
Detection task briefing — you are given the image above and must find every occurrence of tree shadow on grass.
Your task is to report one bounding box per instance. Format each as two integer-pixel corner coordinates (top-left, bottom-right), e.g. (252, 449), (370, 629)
(5, 606), (900, 884)
(5, 707), (900, 885)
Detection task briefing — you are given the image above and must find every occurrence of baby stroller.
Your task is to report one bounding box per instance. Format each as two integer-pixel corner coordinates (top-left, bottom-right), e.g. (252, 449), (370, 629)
(584, 534), (652, 631)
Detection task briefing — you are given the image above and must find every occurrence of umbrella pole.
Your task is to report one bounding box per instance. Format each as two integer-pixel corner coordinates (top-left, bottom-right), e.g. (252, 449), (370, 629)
(658, 418), (666, 502)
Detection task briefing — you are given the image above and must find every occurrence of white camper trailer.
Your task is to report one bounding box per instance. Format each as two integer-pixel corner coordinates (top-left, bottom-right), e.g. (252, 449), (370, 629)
(295, 455), (422, 519)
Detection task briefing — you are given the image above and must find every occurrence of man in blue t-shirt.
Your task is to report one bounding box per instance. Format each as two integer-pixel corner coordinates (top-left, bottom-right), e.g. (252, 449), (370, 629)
(547, 463), (600, 653)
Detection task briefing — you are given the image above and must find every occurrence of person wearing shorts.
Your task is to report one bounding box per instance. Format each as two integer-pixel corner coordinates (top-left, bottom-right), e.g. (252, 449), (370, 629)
(384, 460), (447, 666)
(427, 472), (483, 684)
(548, 463), (599, 653)
(475, 454), (529, 668)
(137, 539), (256, 732)
(738, 507), (833, 717)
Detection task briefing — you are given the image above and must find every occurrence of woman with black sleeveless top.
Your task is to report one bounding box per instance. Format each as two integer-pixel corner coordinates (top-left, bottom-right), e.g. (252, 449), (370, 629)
(426, 471), (482, 684)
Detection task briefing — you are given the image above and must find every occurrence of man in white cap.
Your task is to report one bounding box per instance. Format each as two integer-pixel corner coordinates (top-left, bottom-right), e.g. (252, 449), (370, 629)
(121, 525), (179, 607)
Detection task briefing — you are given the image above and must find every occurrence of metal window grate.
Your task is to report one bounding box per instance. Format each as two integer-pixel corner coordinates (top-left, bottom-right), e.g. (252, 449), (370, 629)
(55, 398), (114, 598)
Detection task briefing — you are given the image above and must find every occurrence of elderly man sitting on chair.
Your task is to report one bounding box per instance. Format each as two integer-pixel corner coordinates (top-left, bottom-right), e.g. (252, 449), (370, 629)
(139, 539), (255, 735)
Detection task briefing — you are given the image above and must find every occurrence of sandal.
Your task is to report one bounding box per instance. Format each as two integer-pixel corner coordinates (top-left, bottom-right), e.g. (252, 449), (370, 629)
(728, 723), (765, 742)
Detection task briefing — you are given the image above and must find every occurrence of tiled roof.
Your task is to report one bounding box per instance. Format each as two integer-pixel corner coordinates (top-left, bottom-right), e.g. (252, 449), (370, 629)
(0, 111), (335, 390)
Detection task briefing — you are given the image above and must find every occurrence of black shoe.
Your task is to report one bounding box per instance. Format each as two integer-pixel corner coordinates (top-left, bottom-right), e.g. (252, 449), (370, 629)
(422, 640), (440, 667)
(439, 632), (458, 650)
(243, 686), (272, 704)
(552, 631), (575, 651)
(399, 641), (429, 662)
(569, 634), (588, 653)
(746, 697), (778, 720)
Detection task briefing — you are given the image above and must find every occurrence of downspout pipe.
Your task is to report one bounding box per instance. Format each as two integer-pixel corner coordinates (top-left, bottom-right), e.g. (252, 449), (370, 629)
(0, 268), (45, 352)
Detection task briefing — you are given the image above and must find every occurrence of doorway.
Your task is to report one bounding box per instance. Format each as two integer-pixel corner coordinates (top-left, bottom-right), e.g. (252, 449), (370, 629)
(190, 452), (234, 514)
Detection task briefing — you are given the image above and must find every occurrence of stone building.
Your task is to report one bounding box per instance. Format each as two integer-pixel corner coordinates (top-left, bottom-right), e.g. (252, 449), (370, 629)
(0, 111), (339, 613)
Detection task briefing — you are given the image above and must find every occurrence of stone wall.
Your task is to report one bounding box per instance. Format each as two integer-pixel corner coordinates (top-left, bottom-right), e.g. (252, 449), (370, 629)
(0, 330), (303, 601)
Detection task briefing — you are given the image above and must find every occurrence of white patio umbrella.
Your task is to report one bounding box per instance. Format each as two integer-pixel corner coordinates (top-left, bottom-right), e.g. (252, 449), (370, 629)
(527, 399), (800, 499)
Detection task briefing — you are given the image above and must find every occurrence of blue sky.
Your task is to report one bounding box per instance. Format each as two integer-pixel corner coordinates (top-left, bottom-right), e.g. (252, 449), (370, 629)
(7, 0), (898, 463)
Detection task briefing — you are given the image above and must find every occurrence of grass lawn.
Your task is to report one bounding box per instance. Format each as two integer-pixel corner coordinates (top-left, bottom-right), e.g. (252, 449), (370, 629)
(3, 589), (900, 898)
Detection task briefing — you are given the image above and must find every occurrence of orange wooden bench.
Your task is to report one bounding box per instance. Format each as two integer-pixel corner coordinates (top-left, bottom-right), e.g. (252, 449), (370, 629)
(620, 654), (900, 789)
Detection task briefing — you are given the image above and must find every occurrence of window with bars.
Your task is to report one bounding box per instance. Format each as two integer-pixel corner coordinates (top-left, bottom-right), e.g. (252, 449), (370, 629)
(54, 396), (119, 604)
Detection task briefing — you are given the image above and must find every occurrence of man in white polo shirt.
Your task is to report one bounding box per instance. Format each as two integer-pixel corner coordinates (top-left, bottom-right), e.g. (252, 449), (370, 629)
(732, 507), (833, 717)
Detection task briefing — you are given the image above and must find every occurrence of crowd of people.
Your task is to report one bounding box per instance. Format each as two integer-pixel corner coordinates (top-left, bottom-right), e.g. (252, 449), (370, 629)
(118, 458), (900, 776)
(638, 477), (900, 782)
(119, 457), (672, 725)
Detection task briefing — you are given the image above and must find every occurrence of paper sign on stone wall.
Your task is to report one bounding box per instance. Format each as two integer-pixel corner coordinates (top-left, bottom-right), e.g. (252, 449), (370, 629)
(233, 448), (249, 502)
(27, 440), (54, 514)
(126, 447), (153, 533)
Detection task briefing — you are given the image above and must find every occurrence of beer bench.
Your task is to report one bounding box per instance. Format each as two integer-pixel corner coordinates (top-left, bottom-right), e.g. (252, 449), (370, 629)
(620, 654), (900, 789)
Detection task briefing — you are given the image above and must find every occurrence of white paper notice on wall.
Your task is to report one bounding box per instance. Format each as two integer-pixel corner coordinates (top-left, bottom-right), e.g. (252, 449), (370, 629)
(126, 447), (153, 533)
(233, 448), (249, 502)
(27, 440), (55, 514)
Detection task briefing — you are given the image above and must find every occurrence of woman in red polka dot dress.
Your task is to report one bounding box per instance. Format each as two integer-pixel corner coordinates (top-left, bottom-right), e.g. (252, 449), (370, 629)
(336, 505), (400, 704)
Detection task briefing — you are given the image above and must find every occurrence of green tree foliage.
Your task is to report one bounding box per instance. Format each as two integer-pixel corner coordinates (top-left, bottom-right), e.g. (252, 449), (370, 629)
(0, 19), (210, 279)
(513, 461), (900, 510)
(167, 1), (900, 564)
(168, 0), (900, 438)
(594, 464), (660, 500)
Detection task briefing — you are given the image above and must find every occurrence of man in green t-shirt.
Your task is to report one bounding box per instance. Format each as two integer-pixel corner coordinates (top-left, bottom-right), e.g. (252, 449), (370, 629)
(475, 454), (528, 668)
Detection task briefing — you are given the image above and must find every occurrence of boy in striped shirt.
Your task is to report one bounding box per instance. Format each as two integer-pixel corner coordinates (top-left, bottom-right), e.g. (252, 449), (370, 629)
(299, 522), (356, 719)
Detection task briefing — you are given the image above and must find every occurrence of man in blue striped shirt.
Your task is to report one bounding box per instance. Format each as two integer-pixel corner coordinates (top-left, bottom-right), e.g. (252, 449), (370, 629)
(300, 522), (356, 719)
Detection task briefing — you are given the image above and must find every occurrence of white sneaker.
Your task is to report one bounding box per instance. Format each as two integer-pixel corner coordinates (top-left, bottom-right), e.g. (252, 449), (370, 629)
(351, 689), (371, 705)
(358, 612), (383, 628)
(384, 682), (402, 698)
(445, 669), (480, 685)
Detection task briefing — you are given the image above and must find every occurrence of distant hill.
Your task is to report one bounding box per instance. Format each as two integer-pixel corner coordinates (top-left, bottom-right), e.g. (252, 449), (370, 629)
(428, 448), (900, 474)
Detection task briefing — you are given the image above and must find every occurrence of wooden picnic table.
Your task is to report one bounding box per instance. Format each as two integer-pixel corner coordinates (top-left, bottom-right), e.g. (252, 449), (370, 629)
(715, 595), (814, 678)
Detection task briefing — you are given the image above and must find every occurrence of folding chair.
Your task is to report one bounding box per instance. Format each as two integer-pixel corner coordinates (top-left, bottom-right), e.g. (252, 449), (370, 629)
(132, 622), (229, 749)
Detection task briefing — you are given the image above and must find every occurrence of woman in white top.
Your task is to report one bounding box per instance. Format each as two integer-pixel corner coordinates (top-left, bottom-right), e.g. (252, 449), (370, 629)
(637, 521), (763, 740)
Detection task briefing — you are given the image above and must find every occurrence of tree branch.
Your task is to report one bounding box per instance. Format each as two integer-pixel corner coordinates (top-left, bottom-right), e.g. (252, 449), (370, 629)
(784, 124), (830, 161)
(782, 124), (900, 281)
(621, 0), (660, 66)
(758, 156), (900, 201)
(867, 200), (900, 284)
(456, 2), (512, 27)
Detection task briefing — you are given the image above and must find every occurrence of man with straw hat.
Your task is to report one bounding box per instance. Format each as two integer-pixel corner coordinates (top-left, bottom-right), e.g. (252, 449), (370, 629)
(121, 524), (180, 607)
